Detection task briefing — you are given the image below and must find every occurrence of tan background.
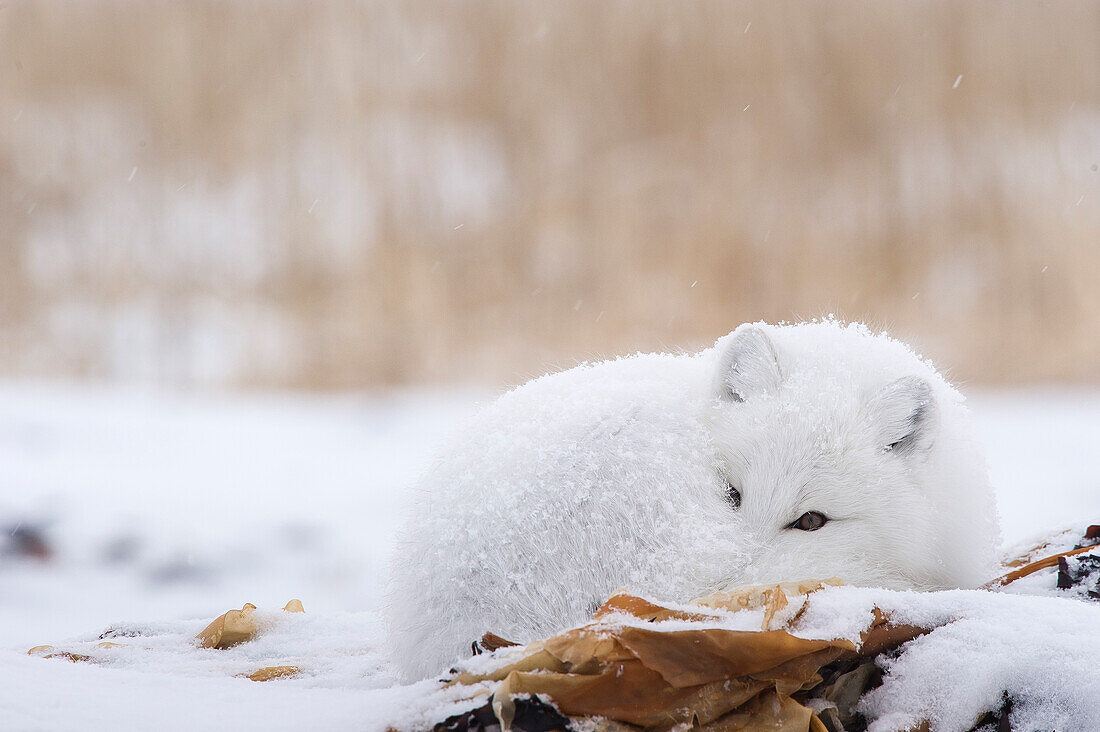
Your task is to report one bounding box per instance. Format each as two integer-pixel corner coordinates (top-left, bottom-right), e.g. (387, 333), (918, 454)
(1, 1), (1098, 389)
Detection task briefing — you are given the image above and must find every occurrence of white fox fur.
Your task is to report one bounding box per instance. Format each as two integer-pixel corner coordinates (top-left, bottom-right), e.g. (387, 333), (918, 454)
(385, 321), (1001, 680)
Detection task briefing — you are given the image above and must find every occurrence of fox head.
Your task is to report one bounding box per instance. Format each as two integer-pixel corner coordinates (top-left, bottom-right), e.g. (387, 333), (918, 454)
(703, 322), (999, 591)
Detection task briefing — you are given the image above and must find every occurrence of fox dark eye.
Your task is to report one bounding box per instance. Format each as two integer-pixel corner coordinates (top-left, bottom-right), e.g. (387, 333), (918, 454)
(791, 511), (827, 531)
(725, 483), (742, 509)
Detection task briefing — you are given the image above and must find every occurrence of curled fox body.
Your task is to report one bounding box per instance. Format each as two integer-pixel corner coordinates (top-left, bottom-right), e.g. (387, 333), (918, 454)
(385, 321), (1000, 680)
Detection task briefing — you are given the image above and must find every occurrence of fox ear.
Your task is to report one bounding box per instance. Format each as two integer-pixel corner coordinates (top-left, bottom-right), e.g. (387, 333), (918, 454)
(868, 376), (938, 456)
(716, 327), (782, 402)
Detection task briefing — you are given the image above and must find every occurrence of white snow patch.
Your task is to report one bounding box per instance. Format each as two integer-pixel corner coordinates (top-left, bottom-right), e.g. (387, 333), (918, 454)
(0, 383), (1097, 729)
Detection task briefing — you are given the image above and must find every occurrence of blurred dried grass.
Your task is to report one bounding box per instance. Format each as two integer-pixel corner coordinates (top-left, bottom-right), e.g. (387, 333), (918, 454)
(0, 1), (1097, 389)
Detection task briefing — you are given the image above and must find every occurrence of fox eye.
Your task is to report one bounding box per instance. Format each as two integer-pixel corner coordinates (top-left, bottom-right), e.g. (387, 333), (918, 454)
(725, 483), (742, 510)
(791, 511), (827, 531)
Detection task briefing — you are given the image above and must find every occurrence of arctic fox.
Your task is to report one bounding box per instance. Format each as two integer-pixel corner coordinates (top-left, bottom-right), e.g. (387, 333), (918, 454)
(385, 321), (1001, 680)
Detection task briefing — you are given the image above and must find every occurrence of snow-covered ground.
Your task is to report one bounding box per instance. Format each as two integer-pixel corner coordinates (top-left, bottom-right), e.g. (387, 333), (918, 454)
(1, 382), (1098, 730)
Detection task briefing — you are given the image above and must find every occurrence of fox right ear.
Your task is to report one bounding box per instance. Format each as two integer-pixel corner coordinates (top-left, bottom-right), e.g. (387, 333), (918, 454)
(716, 326), (782, 402)
(867, 376), (938, 457)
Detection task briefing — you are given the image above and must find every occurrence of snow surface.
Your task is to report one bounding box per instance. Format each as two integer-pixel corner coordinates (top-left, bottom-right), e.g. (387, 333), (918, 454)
(1, 382), (1098, 730)
(795, 586), (1100, 731)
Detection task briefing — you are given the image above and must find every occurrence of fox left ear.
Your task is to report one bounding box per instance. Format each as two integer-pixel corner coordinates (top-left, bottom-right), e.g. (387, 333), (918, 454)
(867, 376), (938, 456)
(716, 326), (782, 402)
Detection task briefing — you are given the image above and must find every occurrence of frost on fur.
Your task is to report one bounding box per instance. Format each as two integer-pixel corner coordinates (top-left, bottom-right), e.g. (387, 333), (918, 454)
(384, 320), (1002, 681)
